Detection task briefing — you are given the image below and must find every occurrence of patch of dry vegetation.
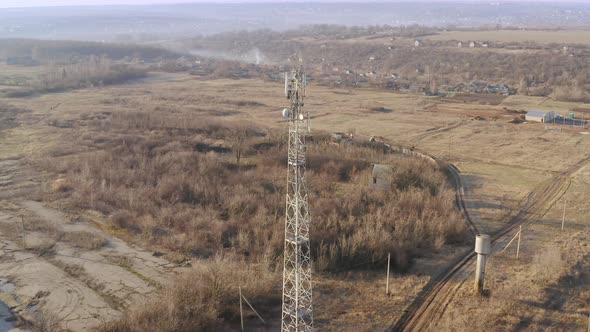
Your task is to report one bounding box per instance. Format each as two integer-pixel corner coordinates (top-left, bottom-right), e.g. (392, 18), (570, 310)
(98, 256), (278, 332)
(438, 240), (589, 331)
(28, 309), (61, 332)
(35, 56), (146, 92)
(44, 113), (465, 272)
(0, 39), (175, 64)
(35, 88), (467, 329)
(58, 231), (108, 250)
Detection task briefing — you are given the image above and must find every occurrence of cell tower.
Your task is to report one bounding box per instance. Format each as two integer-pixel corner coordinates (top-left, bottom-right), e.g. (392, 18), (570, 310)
(281, 68), (313, 332)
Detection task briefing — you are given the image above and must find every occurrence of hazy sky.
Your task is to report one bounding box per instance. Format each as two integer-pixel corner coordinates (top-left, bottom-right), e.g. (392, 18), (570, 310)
(2, 0), (586, 8)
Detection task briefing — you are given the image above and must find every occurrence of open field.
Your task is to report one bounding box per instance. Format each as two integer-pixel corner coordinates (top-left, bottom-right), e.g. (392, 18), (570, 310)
(0, 3), (590, 330)
(1, 65), (589, 330)
(426, 30), (590, 45)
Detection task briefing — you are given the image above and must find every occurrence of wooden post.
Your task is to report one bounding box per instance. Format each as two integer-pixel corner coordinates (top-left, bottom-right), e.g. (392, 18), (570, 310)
(21, 215), (26, 249)
(587, 312), (589, 332)
(562, 198), (566, 231)
(516, 225), (521, 258)
(386, 253), (391, 295)
(239, 287), (244, 331)
(501, 230), (520, 253)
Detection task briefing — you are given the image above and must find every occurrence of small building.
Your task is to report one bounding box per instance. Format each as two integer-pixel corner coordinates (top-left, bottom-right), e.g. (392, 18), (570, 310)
(414, 40), (424, 47)
(469, 41), (476, 48)
(526, 110), (555, 123)
(370, 164), (393, 190)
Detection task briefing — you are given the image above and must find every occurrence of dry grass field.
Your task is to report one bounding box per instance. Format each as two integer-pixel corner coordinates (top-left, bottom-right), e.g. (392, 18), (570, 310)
(426, 30), (590, 45)
(1, 64), (590, 331)
(437, 163), (590, 331)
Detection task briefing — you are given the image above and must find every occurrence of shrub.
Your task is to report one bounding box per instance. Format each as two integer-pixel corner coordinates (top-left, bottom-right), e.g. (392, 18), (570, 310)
(110, 210), (134, 229)
(58, 231), (109, 250)
(98, 256), (279, 332)
(44, 119), (467, 273)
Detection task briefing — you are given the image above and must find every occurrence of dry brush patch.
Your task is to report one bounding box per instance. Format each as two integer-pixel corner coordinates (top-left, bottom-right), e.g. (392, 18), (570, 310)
(98, 256), (279, 332)
(437, 239), (589, 332)
(42, 117), (466, 272)
(38, 112), (468, 329)
(57, 231), (109, 250)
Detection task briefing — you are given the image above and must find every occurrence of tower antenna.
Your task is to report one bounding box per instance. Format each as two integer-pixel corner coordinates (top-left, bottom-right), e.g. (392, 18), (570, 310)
(281, 68), (313, 331)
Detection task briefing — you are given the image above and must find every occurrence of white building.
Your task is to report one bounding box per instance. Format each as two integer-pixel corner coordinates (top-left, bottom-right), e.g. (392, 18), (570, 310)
(526, 110), (555, 123)
(414, 40), (424, 47)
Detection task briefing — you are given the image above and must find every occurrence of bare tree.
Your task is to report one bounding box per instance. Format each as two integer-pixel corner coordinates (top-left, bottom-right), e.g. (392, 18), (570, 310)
(228, 124), (254, 169)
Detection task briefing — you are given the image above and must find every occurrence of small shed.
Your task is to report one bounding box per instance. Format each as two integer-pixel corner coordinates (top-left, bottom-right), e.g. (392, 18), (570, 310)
(370, 164), (393, 190)
(526, 110), (555, 123)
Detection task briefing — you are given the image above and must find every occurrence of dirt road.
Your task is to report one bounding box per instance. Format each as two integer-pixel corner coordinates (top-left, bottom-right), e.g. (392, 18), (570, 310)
(391, 155), (584, 331)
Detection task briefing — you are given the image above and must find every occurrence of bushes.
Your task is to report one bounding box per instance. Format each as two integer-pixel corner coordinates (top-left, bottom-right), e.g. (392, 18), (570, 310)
(35, 56), (147, 92)
(98, 257), (279, 332)
(551, 85), (590, 103)
(0, 39), (175, 64)
(43, 116), (468, 331)
(46, 118), (466, 273)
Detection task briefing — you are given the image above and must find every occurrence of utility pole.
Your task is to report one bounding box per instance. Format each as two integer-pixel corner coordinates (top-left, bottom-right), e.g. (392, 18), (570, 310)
(21, 215), (26, 249)
(281, 68), (313, 332)
(386, 253), (391, 295)
(562, 197), (566, 231)
(239, 287), (244, 332)
(516, 225), (522, 258)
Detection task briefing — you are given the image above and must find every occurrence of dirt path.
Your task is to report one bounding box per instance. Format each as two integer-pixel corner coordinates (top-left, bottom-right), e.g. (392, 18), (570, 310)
(391, 155), (584, 331)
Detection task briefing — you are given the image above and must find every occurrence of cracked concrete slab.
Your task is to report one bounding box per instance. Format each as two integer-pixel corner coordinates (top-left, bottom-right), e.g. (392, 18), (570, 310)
(0, 164), (178, 331)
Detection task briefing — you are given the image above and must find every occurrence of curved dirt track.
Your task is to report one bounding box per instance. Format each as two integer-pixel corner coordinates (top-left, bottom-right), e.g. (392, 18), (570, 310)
(390, 155), (587, 331)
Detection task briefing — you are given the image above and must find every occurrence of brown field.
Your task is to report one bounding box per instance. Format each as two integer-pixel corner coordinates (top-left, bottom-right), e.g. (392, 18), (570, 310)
(426, 30), (590, 45)
(1, 65), (590, 331)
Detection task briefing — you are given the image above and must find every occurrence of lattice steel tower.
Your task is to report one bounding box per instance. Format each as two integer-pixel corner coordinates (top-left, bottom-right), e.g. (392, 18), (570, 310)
(281, 68), (313, 332)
